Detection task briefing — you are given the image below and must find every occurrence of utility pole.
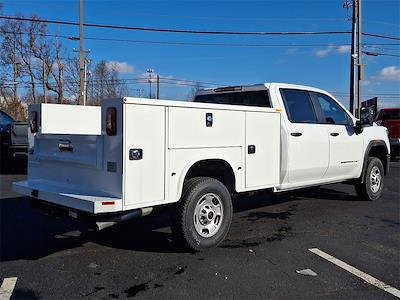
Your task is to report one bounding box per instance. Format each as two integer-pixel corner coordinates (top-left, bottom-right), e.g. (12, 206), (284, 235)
(156, 75), (160, 99)
(147, 68), (153, 98)
(356, 0), (363, 118)
(42, 59), (47, 103)
(78, 0), (86, 105)
(347, 0), (357, 116)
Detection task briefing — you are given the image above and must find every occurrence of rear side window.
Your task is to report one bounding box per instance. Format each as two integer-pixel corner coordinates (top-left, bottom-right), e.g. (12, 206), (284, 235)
(280, 89), (317, 123)
(194, 90), (271, 107)
(313, 93), (351, 125)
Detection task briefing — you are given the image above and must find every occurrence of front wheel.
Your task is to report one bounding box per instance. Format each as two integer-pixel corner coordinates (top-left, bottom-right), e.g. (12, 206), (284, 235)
(171, 177), (233, 251)
(355, 157), (384, 201)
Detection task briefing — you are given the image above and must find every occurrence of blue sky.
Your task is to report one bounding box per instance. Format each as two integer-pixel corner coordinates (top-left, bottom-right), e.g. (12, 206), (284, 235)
(1, 0), (399, 107)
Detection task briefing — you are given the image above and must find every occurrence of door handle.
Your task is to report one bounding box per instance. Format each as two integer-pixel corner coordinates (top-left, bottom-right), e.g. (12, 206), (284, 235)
(290, 132), (302, 137)
(330, 132), (340, 137)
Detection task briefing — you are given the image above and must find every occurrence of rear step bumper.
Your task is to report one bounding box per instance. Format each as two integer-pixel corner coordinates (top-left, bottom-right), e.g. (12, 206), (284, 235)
(13, 180), (122, 214)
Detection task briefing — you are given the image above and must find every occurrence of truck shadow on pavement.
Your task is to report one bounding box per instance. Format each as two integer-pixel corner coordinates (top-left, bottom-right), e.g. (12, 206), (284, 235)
(0, 186), (359, 261)
(0, 158), (27, 175)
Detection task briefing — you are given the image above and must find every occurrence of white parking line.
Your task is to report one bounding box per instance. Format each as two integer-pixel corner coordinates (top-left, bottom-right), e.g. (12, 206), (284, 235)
(0, 277), (17, 300)
(309, 248), (400, 299)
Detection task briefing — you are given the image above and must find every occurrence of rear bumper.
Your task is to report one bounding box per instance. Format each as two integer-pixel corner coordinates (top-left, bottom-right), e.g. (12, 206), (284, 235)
(13, 180), (122, 214)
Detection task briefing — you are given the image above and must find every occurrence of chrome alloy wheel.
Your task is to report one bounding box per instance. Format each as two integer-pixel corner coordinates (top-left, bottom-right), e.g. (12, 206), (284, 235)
(370, 166), (382, 193)
(193, 193), (224, 238)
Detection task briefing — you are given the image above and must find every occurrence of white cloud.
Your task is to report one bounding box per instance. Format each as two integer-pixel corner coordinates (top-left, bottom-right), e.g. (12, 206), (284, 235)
(314, 48), (333, 57)
(105, 61), (134, 74)
(336, 45), (351, 53)
(313, 45), (352, 57)
(378, 66), (400, 81)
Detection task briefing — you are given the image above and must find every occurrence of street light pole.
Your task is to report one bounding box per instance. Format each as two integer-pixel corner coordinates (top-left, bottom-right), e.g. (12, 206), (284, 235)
(147, 68), (154, 98)
(78, 0), (86, 105)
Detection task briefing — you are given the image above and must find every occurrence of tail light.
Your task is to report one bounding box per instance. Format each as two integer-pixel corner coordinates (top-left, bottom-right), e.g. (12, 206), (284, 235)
(106, 107), (117, 136)
(29, 111), (38, 133)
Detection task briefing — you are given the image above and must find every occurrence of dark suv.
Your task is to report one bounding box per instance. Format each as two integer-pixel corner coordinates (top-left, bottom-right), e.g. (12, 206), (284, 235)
(376, 108), (400, 161)
(0, 110), (28, 171)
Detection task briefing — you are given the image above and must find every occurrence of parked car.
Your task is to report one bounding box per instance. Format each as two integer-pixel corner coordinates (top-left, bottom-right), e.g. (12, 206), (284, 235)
(0, 110), (28, 171)
(13, 83), (390, 251)
(376, 108), (400, 161)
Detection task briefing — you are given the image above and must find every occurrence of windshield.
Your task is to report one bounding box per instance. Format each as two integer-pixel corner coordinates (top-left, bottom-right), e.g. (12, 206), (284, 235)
(380, 110), (400, 120)
(0, 111), (14, 126)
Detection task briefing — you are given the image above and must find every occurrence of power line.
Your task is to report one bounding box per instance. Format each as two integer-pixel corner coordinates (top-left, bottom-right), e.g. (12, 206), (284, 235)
(0, 76), (223, 88)
(363, 32), (400, 41)
(2, 30), (400, 49)
(1, 15), (399, 41)
(0, 15), (352, 36)
(4, 77), (400, 97)
(363, 51), (400, 57)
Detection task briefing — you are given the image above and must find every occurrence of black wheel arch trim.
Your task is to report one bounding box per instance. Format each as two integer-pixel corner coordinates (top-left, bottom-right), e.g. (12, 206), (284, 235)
(360, 140), (389, 183)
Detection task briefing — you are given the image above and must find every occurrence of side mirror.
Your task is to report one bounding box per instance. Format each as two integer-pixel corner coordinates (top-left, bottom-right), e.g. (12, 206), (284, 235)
(360, 107), (374, 126)
(354, 120), (363, 134)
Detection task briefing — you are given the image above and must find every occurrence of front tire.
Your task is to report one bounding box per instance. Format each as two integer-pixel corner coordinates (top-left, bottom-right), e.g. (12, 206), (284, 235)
(355, 157), (384, 201)
(171, 177), (233, 251)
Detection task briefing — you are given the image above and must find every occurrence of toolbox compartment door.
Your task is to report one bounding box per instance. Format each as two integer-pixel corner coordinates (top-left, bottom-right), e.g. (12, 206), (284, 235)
(123, 104), (166, 208)
(245, 111), (280, 189)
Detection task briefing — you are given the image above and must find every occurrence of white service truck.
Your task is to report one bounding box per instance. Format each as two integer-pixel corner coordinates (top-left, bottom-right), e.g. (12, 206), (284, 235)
(13, 83), (390, 251)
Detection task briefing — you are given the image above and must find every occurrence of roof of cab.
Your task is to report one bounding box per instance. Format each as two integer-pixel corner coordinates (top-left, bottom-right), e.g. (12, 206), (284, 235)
(196, 82), (332, 96)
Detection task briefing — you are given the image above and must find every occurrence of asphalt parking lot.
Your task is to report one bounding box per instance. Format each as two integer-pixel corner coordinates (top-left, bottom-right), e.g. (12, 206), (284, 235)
(0, 161), (399, 299)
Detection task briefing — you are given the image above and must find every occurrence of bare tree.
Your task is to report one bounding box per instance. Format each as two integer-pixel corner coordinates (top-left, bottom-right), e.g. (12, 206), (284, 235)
(0, 11), (129, 113)
(88, 60), (128, 105)
(0, 13), (69, 108)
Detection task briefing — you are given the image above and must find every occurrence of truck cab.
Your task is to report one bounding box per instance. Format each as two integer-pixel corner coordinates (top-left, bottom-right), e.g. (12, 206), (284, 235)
(194, 83), (390, 192)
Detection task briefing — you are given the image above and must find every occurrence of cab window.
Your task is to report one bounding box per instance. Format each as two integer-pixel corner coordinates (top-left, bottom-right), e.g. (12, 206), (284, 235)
(194, 90), (271, 107)
(280, 89), (317, 123)
(313, 93), (352, 125)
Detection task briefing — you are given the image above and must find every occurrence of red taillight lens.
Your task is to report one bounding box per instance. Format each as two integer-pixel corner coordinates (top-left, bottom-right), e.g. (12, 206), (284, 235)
(106, 107), (117, 136)
(29, 111), (38, 133)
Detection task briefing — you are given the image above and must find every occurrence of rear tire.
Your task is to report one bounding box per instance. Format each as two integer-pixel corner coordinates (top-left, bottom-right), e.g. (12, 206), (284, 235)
(171, 177), (233, 251)
(355, 157), (384, 201)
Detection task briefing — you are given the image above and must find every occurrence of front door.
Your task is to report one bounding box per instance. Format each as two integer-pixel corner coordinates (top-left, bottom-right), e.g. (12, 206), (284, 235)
(280, 89), (330, 184)
(311, 92), (363, 179)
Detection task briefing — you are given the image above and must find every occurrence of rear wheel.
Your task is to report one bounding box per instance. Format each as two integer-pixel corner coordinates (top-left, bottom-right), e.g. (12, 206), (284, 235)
(355, 157), (384, 201)
(171, 177), (233, 251)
